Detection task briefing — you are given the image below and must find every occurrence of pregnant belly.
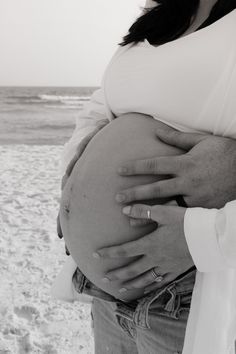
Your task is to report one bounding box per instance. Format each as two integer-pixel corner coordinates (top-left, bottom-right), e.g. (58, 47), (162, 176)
(60, 113), (183, 302)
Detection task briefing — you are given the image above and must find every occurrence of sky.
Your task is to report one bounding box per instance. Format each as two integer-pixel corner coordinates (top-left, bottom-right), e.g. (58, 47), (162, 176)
(0, 0), (144, 86)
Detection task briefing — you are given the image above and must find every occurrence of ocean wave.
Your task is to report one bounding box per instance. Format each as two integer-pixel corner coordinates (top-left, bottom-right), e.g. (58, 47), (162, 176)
(6, 94), (90, 106)
(44, 104), (84, 110)
(39, 94), (90, 102)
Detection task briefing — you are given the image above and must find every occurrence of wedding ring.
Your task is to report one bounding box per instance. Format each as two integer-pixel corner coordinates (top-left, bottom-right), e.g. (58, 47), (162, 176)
(151, 268), (163, 283)
(147, 209), (151, 219)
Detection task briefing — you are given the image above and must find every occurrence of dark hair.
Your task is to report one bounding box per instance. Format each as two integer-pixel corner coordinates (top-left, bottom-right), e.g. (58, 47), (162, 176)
(120, 0), (236, 46)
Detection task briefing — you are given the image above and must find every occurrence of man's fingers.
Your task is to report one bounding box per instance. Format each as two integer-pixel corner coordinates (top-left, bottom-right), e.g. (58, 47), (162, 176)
(156, 126), (207, 151)
(116, 178), (183, 203)
(118, 156), (186, 176)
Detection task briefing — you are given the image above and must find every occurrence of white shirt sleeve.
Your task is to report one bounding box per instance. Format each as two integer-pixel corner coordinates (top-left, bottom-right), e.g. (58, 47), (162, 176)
(61, 88), (111, 175)
(184, 200), (236, 272)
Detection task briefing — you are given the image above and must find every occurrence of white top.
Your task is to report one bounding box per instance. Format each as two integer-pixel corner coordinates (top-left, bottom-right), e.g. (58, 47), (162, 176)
(59, 9), (236, 354)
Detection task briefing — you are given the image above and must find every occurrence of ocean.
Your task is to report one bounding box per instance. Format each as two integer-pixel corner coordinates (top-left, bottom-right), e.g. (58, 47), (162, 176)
(0, 86), (97, 145)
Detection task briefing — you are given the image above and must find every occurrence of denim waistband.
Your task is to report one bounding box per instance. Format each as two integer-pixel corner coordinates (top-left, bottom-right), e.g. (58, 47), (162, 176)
(73, 265), (196, 329)
(115, 267), (196, 329)
(72, 267), (117, 302)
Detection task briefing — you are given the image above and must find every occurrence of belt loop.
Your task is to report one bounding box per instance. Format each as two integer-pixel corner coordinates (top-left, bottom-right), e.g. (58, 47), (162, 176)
(134, 287), (167, 329)
(164, 287), (177, 312)
(115, 302), (135, 322)
(72, 268), (87, 293)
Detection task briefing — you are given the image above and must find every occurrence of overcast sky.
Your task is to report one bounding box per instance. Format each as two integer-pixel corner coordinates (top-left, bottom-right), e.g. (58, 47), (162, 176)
(0, 0), (143, 86)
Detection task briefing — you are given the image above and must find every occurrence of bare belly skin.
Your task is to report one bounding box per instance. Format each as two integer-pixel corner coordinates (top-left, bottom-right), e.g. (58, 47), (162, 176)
(60, 113), (183, 302)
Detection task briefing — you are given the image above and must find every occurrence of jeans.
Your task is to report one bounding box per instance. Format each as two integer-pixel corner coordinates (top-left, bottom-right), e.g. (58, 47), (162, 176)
(73, 266), (196, 354)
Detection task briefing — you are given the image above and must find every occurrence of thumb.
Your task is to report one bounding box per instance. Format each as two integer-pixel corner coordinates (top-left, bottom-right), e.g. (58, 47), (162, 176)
(156, 125), (207, 151)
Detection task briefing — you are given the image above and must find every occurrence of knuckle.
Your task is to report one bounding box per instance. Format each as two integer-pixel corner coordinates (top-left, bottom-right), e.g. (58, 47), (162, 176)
(145, 158), (158, 173)
(128, 280), (142, 289)
(189, 175), (202, 188)
(100, 249), (111, 258)
(125, 189), (136, 202)
(152, 183), (161, 197)
(184, 156), (197, 170)
(125, 269), (137, 279)
(128, 163), (135, 174)
(174, 177), (185, 192)
(107, 272), (119, 281)
(115, 247), (127, 258)
(124, 161), (136, 174)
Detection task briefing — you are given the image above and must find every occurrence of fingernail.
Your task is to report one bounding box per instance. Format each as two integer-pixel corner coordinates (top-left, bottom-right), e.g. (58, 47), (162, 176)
(118, 167), (128, 174)
(116, 194), (126, 203)
(93, 252), (101, 259)
(102, 277), (110, 283)
(155, 276), (163, 283)
(122, 206), (131, 215)
(119, 288), (127, 293)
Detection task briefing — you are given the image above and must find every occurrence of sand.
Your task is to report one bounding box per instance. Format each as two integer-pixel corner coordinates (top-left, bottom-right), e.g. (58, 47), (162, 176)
(0, 145), (94, 354)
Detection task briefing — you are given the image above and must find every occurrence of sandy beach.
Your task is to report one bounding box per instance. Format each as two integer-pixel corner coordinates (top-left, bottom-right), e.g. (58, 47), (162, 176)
(0, 144), (94, 354)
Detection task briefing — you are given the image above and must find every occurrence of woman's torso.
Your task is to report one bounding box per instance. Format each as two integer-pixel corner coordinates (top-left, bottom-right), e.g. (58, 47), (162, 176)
(103, 9), (236, 138)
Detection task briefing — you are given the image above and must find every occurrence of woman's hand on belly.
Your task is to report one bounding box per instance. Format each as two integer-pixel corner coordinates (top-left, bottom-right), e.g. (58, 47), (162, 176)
(116, 125), (236, 210)
(94, 204), (194, 295)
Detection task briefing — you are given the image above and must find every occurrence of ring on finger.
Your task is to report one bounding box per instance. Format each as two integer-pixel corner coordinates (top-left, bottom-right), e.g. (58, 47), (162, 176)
(151, 268), (163, 283)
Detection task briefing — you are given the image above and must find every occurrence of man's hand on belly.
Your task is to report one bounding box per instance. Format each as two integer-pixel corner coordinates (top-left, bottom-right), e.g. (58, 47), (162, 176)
(115, 126), (236, 210)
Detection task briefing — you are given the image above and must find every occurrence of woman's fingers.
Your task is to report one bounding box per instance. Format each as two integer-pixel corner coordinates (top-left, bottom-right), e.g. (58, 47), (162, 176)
(120, 270), (165, 292)
(116, 178), (183, 203)
(122, 204), (165, 223)
(130, 218), (155, 227)
(143, 272), (179, 294)
(122, 204), (184, 225)
(94, 233), (151, 259)
(103, 257), (152, 283)
(118, 156), (185, 176)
